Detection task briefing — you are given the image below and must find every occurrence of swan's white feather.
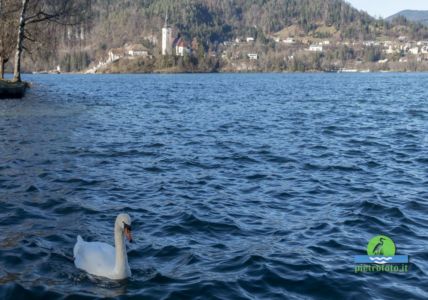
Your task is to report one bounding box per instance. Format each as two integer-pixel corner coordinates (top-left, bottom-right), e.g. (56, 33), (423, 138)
(73, 214), (132, 280)
(74, 235), (116, 278)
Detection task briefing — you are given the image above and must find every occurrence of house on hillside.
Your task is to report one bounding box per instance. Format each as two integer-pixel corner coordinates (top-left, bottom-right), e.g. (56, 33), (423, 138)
(246, 37), (255, 43)
(177, 40), (188, 56)
(409, 47), (419, 55)
(309, 44), (323, 52)
(173, 37), (188, 56)
(283, 37), (295, 44)
(248, 53), (258, 60)
(127, 44), (149, 57)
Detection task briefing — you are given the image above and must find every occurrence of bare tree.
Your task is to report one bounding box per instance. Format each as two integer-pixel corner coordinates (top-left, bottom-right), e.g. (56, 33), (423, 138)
(12, 0), (90, 82)
(0, 0), (18, 79)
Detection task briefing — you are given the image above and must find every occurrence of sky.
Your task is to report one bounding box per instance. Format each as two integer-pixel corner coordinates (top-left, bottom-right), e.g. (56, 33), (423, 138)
(347, 0), (428, 18)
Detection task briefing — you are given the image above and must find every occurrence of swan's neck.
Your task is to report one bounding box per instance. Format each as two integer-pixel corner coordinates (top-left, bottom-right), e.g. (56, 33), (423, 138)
(114, 226), (128, 276)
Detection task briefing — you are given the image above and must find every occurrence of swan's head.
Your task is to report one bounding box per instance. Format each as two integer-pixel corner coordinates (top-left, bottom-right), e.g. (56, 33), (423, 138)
(116, 213), (133, 243)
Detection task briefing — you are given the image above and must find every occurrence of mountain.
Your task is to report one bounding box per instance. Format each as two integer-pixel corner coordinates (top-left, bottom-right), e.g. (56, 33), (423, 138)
(387, 10), (428, 26)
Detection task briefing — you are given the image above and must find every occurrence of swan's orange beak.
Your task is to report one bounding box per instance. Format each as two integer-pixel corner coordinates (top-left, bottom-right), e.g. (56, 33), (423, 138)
(124, 227), (133, 243)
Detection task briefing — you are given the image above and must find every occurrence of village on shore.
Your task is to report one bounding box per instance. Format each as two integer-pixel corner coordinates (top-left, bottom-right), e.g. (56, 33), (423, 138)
(28, 14), (428, 75)
(75, 17), (428, 74)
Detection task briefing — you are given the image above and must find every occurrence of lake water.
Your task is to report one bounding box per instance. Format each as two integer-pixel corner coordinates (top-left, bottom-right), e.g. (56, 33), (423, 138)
(0, 73), (427, 299)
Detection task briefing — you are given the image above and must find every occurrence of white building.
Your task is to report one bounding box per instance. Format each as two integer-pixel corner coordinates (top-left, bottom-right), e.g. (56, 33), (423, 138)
(409, 47), (419, 55)
(248, 53), (258, 60)
(385, 45), (399, 55)
(246, 37), (255, 43)
(283, 37), (295, 44)
(175, 38), (187, 57)
(162, 13), (173, 55)
(309, 45), (323, 52)
(421, 46), (428, 54)
(129, 49), (148, 57)
(127, 44), (149, 57)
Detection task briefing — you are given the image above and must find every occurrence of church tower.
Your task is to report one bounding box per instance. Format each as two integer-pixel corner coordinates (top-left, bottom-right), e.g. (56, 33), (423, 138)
(162, 13), (172, 55)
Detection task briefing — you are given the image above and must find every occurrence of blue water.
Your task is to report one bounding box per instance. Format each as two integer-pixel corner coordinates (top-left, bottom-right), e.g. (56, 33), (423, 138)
(0, 73), (427, 299)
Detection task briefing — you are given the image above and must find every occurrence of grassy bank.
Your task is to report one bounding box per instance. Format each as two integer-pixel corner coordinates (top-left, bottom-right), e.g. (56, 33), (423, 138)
(0, 80), (28, 99)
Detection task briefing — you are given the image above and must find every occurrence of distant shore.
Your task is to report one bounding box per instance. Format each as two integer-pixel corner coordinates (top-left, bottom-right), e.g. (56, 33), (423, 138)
(12, 68), (428, 77)
(32, 69), (428, 75)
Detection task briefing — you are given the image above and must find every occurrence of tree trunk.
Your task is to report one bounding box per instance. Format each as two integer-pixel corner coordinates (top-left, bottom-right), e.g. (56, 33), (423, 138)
(13, 0), (29, 83)
(0, 57), (4, 80)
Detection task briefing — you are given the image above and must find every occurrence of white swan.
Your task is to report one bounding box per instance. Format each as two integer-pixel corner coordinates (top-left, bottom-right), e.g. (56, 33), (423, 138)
(73, 213), (133, 280)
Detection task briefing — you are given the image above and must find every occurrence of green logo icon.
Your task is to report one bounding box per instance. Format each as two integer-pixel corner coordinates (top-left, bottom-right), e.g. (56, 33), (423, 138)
(367, 235), (396, 256)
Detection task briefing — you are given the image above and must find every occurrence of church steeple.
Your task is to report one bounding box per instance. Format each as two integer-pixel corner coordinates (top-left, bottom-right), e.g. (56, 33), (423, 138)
(162, 11), (172, 55)
(164, 12), (168, 28)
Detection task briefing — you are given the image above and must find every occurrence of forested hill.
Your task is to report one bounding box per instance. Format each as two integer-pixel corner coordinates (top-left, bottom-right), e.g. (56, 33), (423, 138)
(90, 0), (372, 44)
(88, 0), (427, 49)
(387, 10), (428, 26)
(22, 0), (428, 72)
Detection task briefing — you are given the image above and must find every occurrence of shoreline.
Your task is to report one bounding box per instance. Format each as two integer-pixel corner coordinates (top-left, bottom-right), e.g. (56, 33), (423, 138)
(24, 69), (428, 75)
